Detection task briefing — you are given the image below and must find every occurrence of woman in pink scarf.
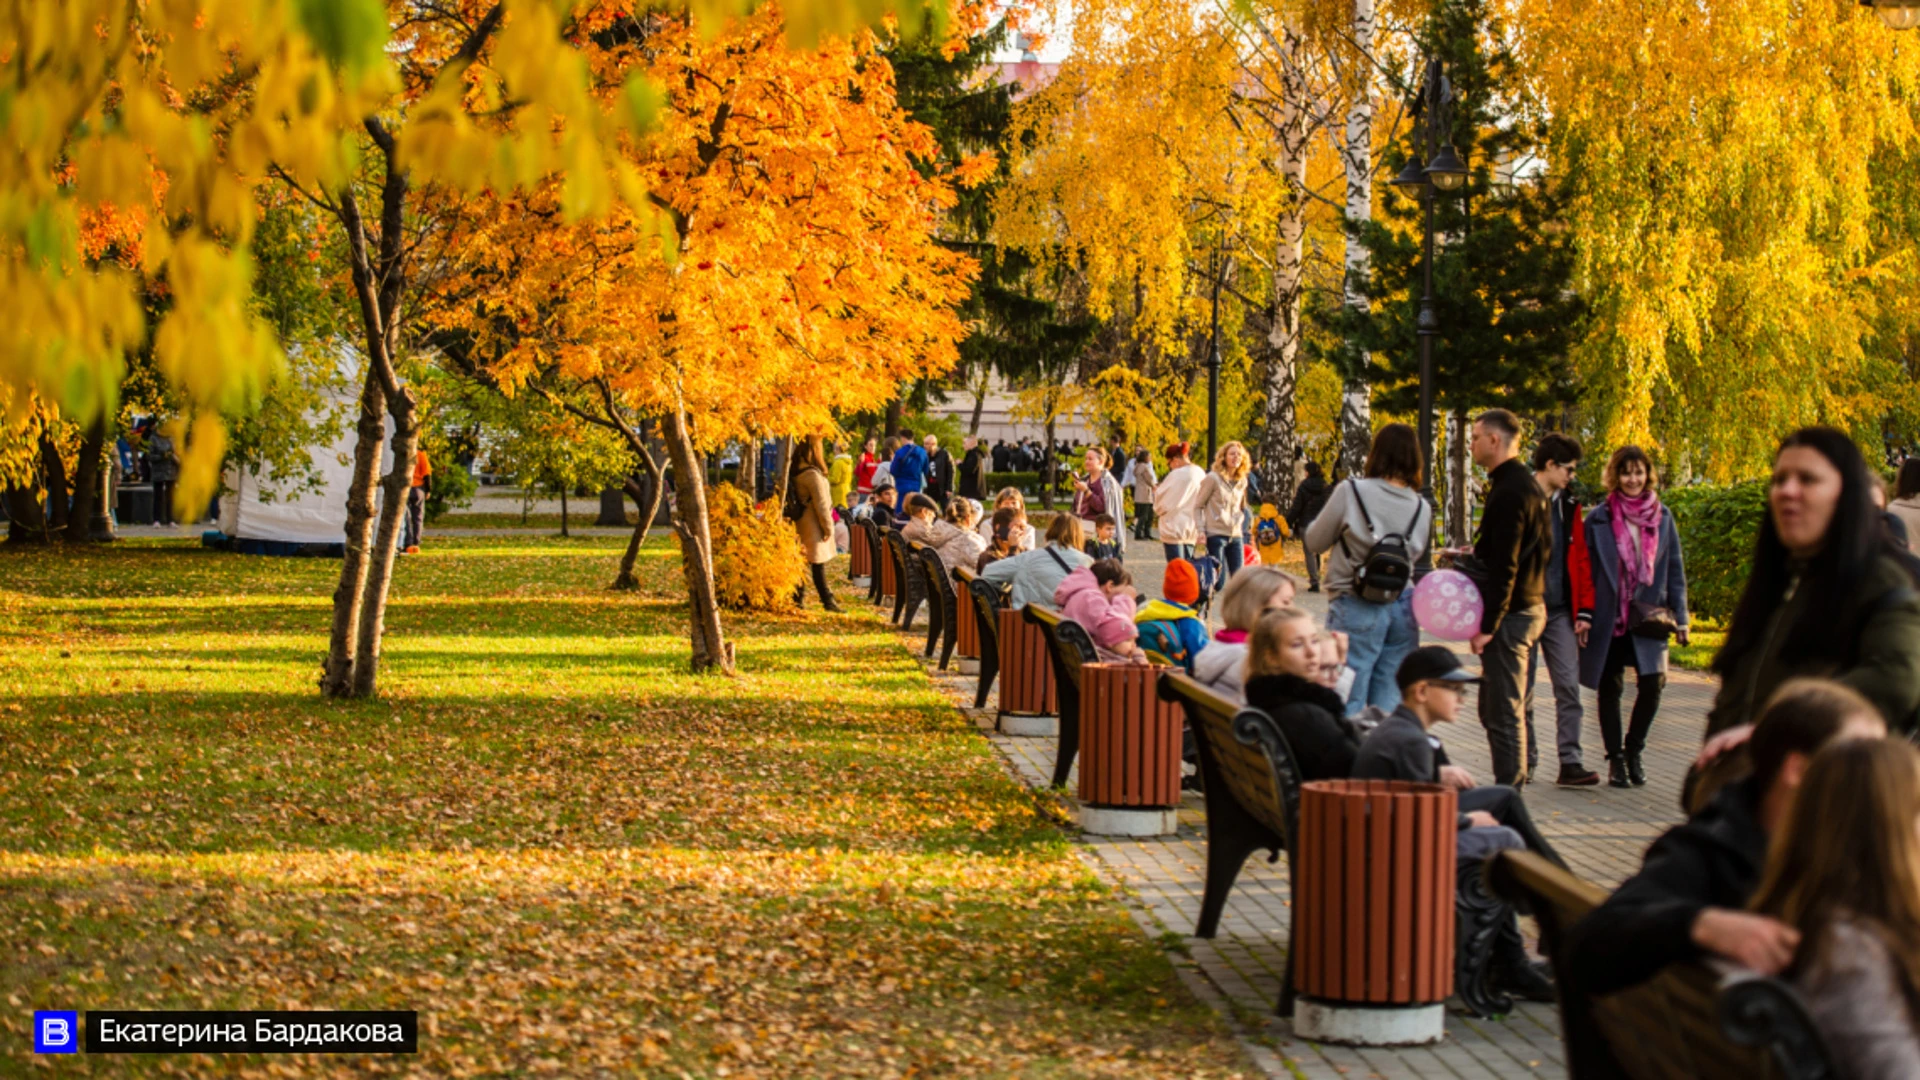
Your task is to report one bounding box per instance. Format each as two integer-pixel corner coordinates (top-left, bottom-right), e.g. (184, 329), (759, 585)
(1572, 445), (1692, 789)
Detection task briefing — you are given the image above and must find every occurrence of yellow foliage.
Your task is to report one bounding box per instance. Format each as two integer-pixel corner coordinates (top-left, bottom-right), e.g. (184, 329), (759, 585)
(708, 483), (806, 613)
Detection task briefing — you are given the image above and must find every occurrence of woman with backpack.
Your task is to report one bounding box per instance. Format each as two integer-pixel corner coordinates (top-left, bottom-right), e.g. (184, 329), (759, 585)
(1571, 445), (1689, 788)
(1303, 423), (1430, 717)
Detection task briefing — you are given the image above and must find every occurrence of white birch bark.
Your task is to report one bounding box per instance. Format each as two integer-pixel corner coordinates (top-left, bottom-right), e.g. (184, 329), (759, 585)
(1257, 23), (1312, 512)
(1336, 0), (1375, 479)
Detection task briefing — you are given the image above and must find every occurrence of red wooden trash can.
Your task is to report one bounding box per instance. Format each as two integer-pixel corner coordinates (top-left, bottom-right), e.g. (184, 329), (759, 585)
(878, 538), (898, 599)
(1077, 663), (1184, 836)
(1078, 663), (1182, 807)
(996, 607), (1056, 724)
(849, 522), (872, 580)
(1293, 779), (1457, 1045)
(955, 578), (980, 661)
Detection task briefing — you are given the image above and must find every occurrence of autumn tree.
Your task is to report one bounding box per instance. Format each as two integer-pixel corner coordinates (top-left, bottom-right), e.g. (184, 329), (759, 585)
(428, 8), (976, 672)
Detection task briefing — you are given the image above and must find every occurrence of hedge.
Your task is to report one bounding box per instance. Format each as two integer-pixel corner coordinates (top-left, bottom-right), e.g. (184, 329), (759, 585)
(1664, 480), (1768, 624)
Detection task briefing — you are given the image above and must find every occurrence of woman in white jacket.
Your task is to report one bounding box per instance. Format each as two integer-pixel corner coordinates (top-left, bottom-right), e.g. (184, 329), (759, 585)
(904, 497), (986, 576)
(1152, 441), (1207, 563)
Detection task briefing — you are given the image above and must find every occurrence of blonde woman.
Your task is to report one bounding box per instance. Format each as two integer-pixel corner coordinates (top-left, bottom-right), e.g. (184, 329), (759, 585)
(1197, 441), (1252, 579)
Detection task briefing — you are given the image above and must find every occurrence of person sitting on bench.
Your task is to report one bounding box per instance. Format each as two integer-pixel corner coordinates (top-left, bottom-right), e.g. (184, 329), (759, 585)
(1352, 645), (1563, 1002)
(1567, 678), (1887, 997)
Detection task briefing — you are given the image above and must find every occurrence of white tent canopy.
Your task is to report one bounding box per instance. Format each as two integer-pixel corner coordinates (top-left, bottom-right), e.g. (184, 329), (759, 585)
(217, 349), (392, 546)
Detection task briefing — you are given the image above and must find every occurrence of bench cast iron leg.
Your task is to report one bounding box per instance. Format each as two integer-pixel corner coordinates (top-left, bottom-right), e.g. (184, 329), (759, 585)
(1050, 687), (1080, 788)
(1454, 860), (1515, 1018)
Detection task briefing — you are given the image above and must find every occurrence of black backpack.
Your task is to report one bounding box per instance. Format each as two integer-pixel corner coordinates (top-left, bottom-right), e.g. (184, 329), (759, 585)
(1345, 484), (1424, 604)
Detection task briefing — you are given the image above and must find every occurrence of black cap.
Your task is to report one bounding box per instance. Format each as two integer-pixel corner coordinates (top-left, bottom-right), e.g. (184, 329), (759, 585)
(1395, 645), (1481, 691)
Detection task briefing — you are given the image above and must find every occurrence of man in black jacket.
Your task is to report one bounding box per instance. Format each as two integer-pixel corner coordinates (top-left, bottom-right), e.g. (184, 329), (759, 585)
(924, 435), (954, 504)
(1288, 461), (1331, 591)
(1566, 681), (1886, 997)
(1466, 409), (1550, 785)
(958, 436), (986, 502)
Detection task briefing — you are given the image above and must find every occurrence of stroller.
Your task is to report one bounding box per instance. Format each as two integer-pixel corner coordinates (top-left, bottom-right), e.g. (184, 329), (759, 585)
(1189, 554), (1222, 620)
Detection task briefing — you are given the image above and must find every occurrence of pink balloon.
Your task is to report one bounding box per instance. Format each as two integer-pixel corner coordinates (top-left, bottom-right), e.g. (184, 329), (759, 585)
(1412, 569), (1484, 642)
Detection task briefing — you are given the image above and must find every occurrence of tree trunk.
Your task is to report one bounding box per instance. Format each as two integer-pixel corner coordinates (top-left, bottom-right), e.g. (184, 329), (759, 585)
(348, 391), (418, 699)
(610, 467), (665, 592)
(1256, 24), (1310, 514)
(596, 486), (628, 526)
(1041, 415), (1057, 510)
(560, 488), (569, 537)
(39, 432), (69, 539)
(970, 388), (986, 435)
(4, 484), (48, 542)
(736, 436), (758, 498)
(1448, 410), (1471, 547)
(1336, 0), (1376, 481)
(322, 369), (386, 696)
(63, 420), (106, 545)
(663, 406), (732, 674)
(769, 436), (793, 508)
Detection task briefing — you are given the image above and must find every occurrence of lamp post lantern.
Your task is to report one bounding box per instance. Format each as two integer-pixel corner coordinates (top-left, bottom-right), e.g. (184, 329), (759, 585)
(1864, 0), (1920, 30)
(1391, 57), (1469, 573)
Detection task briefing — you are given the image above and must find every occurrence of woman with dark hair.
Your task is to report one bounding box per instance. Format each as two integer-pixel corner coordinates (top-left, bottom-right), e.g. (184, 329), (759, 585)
(1706, 427), (1920, 737)
(1751, 738), (1920, 1078)
(1572, 445), (1690, 788)
(1304, 423), (1430, 717)
(789, 435), (843, 611)
(1889, 458), (1920, 552)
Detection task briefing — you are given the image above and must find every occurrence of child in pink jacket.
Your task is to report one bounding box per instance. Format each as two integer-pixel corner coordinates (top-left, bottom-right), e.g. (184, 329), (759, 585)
(1052, 559), (1151, 663)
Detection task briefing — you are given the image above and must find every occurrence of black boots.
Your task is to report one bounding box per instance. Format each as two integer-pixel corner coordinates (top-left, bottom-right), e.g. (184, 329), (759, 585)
(1606, 754), (1647, 788)
(1626, 751), (1647, 787)
(1608, 756), (1630, 788)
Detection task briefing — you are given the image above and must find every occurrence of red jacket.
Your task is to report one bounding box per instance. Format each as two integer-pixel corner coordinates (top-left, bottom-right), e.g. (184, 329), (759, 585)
(1569, 500), (1595, 621)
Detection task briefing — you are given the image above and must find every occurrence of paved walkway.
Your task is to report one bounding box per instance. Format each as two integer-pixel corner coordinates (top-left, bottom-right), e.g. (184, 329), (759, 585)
(884, 553), (1703, 1079)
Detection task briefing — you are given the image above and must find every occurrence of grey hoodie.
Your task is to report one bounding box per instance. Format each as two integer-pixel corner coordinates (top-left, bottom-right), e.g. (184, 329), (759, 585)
(1302, 477), (1430, 598)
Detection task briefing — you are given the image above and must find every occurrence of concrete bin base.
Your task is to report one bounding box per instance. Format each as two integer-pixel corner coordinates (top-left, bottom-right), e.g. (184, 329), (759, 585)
(1292, 999), (1444, 1047)
(999, 714), (1058, 737)
(958, 658), (980, 675)
(1079, 805), (1177, 837)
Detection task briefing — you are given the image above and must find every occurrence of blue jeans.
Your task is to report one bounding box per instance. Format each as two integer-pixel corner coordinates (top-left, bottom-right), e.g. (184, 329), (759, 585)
(1327, 591), (1420, 717)
(1206, 534), (1244, 579)
(1163, 543), (1195, 562)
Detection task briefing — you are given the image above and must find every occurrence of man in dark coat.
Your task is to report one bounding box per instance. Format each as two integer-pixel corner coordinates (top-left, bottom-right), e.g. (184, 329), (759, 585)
(1467, 409), (1551, 785)
(958, 436), (987, 501)
(1288, 461), (1331, 591)
(924, 435), (954, 504)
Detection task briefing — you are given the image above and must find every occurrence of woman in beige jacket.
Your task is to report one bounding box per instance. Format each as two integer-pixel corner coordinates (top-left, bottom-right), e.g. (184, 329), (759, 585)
(791, 435), (843, 611)
(1152, 440), (1207, 562)
(1196, 441), (1251, 579)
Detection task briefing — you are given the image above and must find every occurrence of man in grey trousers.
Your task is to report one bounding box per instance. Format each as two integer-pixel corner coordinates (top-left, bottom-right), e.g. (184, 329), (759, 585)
(1467, 409), (1551, 787)
(1527, 433), (1600, 786)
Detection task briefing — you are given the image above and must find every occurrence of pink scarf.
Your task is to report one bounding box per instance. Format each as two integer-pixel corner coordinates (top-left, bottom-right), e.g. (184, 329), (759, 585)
(1214, 628), (1249, 644)
(1607, 490), (1662, 635)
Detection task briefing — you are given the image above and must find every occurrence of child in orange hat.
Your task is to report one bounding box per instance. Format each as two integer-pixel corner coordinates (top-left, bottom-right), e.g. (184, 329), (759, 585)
(1133, 558), (1211, 673)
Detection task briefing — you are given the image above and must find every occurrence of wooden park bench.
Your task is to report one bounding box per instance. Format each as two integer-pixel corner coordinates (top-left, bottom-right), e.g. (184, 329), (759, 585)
(954, 566), (1003, 709)
(1487, 850), (1837, 1080)
(1157, 672), (1303, 1013)
(1022, 603), (1099, 788)
(882, 528), (926, 629)
(913, 543), (958, 669)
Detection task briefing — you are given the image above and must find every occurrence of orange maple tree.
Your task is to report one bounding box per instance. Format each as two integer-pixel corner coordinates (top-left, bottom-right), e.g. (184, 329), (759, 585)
(426, 6), (977, 671)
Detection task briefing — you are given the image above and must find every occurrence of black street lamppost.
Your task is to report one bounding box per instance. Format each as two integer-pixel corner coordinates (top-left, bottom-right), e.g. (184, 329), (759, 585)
(1863, 0), (1920, 29)
(1390, 57), (1469, 573)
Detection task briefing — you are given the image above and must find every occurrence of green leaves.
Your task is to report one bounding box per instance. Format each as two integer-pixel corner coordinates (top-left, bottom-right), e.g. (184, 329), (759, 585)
(294, 0), (390, 76)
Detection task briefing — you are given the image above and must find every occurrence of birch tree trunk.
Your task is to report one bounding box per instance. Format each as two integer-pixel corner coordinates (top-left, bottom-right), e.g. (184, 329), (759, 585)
(1448, 410), (1471, 546)
(1336, 0), (1376, 480)
(1256, 24), (1311, 512)
(663, 404), (733, 674)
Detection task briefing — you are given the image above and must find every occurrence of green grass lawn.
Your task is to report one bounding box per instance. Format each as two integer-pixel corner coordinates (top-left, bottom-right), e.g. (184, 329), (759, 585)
(1671, 618), (1725, 672)
(0, 536), (1253, 1076)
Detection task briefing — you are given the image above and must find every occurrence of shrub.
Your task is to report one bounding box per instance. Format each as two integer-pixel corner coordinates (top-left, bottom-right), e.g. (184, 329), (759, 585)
(708, 482), (804, 612)
(426, 464), (477, 522)
(1665, 480), (1768, 624)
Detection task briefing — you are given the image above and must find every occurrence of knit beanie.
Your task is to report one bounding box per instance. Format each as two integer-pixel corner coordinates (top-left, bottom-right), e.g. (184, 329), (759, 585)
(1163, 558), (1200, 605)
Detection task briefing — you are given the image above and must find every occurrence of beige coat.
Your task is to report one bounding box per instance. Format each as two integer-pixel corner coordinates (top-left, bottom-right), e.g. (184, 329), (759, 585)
(794, 468), (835, 564)
(1195, 468), (1249, 539)
(1891, 495), (1920, 553)
(1153, 462), (1208, 545)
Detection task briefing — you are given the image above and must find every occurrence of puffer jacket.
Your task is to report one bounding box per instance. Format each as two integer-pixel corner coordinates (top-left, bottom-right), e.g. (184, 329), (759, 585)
(1053, 567), (1140, 658)
(1192, 640), (1248, 703)
(903, 517), (986, 578)
(1195, 469), (1249, 539)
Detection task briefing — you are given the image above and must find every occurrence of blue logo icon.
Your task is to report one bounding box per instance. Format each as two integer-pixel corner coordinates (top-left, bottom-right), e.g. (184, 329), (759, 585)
(34, 1011), (78, 1054)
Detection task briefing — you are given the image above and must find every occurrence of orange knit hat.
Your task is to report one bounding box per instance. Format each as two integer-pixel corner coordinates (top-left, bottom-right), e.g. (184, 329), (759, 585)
(1163, 558), (1200, 605)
